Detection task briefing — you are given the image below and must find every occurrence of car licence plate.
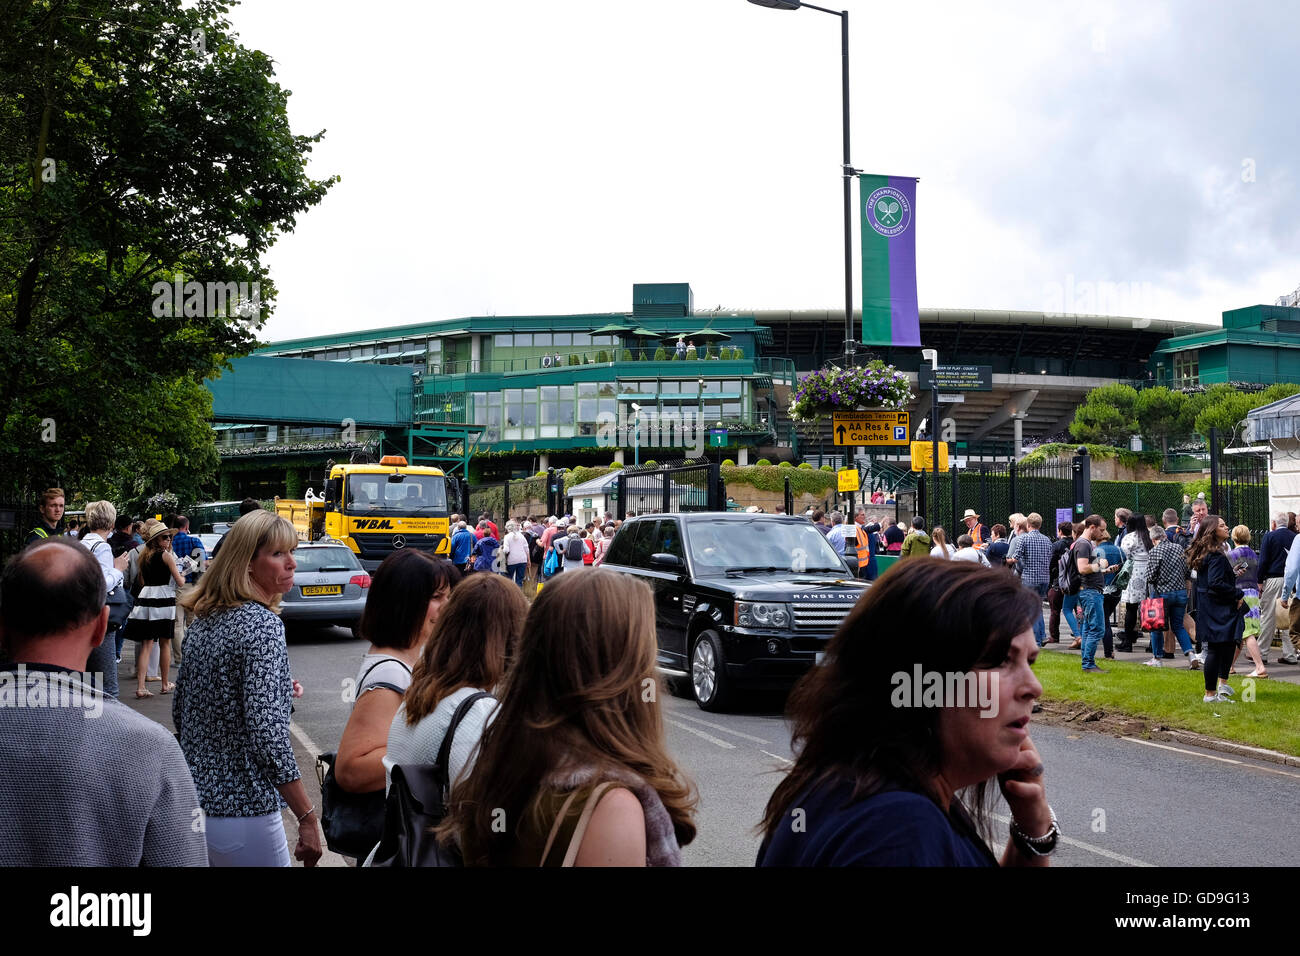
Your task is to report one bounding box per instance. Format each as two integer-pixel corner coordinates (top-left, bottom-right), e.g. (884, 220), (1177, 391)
(300, 585), (342, 596)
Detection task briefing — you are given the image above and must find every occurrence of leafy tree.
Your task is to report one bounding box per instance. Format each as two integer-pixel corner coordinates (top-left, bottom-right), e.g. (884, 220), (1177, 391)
(1134, 387), (1189, 458)
(1068, 384), (1139, 445)
(0, 0), (336, 508)
(1192, 383), (1300, 443)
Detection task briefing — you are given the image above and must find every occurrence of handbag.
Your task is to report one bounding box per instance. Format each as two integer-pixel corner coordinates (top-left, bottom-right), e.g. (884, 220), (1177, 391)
(370, 691), (492, 867)
(84, 534), (133, 629)
(1113, 558), (1134, 592)
(318, 658), (411, 858)
(1140, 595), (1166, 631)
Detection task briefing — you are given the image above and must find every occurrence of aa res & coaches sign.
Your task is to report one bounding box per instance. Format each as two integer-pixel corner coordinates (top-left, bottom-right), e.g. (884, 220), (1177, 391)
(832, 410), (910, 446)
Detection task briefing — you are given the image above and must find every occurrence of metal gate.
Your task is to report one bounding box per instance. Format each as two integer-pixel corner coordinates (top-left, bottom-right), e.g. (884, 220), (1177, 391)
(916, 455), (1078, 536)
(614, 459), (722, 519)
(1210, 428), (1269, 542)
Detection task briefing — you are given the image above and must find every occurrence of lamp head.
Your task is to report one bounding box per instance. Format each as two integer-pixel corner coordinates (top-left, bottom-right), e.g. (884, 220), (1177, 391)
(747, 0), (801, 7)
(631, 402), (641, 413)
(921, 348), (938, 370)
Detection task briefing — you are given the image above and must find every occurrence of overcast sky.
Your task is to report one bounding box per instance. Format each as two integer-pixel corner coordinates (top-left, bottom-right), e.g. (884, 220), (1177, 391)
(224, 0), (1299, 342)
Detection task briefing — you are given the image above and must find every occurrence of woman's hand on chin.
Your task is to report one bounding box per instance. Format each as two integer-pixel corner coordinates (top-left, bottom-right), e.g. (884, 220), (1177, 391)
(997, 735), (1050, 835)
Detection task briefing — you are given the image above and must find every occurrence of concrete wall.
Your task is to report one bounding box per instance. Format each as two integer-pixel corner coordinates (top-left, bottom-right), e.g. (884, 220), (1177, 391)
(1267, 440), (1300, 516)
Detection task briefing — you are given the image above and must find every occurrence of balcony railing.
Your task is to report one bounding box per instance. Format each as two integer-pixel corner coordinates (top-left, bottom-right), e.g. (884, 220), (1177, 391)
(429, 346), (751, 376)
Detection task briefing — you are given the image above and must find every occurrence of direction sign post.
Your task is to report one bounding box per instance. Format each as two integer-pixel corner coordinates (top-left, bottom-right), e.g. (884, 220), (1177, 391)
(832, 410), (910, 446)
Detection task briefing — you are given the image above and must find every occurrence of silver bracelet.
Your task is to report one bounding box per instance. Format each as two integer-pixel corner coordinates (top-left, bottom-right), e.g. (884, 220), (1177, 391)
(297, 804), (316, 824)
(1010, 806), (1058, 856)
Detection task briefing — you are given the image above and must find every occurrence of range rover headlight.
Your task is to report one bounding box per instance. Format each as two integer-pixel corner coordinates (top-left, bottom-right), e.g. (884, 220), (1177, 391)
(736, 601), (790, 629)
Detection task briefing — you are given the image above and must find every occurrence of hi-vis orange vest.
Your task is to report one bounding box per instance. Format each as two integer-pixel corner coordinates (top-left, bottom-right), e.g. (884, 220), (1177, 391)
(851, 527), (871, 566)
(969, 523), (986, 549)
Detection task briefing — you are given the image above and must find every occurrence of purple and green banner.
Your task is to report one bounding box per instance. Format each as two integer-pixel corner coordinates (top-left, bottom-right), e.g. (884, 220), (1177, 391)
(860, 174), (920, 347)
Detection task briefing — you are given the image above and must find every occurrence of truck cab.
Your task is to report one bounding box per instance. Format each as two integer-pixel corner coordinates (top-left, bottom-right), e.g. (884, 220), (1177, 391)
(280, 456), (454, 571)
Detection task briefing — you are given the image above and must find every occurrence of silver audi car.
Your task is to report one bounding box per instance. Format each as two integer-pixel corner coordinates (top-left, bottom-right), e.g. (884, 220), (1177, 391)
(280, 542), (370, 638)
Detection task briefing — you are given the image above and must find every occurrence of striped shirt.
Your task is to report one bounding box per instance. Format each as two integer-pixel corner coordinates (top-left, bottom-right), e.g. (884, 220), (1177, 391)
(1007, 529), (1053, 587)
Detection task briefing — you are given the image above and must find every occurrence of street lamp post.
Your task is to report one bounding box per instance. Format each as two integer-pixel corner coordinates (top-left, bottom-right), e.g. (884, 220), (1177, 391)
(631, 403), (642, 467)
(922, 348), (939, 529)
(747, 0), (855, 367)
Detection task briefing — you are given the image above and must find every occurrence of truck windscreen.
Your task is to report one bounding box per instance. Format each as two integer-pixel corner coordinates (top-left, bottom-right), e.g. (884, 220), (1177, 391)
(345, 475), (448, 514)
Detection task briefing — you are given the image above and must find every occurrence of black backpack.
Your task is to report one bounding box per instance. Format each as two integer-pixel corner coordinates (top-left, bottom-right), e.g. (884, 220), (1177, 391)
(1058, 542), (1083, 596)
(565, 534), (586, 562)
(370, 691), (492, 868)
(525, 529), (542, 565)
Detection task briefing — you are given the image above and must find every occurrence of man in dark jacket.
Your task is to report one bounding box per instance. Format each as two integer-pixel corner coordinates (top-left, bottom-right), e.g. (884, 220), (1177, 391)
(25, 487), (66, 545)
(1257, 511), (1299, 665)
(1046, 521), (1078, 644)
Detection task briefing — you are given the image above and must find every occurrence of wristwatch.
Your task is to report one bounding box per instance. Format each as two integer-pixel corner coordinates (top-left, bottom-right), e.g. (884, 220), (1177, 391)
(1010, 806), (1058, 857)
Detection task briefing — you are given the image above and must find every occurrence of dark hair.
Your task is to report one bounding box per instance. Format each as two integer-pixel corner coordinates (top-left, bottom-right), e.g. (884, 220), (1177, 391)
(405, 573), (528, 724)
(1125, 514), (1152, 550)
(1058, 521), (1073, 536)
(1185, 515), (1226, 572)
(358, 551), (461, 650)
(812, 510), (825, 522)
(1289, 512), (1297, 532)
(114, 514), (133, 532)
(239, 498), (261, 516)
(759, 560), (1039, 847)
(911, 515), (926, 530)
(1, 539), (106, 647)
(1083, 514), (1103, 530)
(991, 524), (1006, 538)
(957, 533), (974, 548)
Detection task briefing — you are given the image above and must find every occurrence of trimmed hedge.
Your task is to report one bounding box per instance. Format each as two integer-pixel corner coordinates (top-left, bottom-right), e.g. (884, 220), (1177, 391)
(1018, 443), (1163, 470)
(755, 458), (772, 466)
(797, 462), (813, 469)
(723, 464), (837, 496)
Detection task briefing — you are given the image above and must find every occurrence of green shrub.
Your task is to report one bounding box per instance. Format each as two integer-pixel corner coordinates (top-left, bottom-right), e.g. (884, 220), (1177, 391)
(820, 464), (834, 472)
(687, 351), (698, 361)
(722, 464), (836, 495)
(721, 458), (736, 466)
(797, 462), (813, 469)
(535, 471), (547, 478)
(607, 462), (623, 470)
(654, 346), (667, 361)
(756, 458), (772, 466)
(637, 350), (648, 361)
(569, 354), (580, 367)
(668, 352), (677, 361)
(778, 461), (793, 468)
(644, 459), (658, 468)
(734, 347), (744, 360)
(622, 349), (633, 361)
(596, 350), (609, 364)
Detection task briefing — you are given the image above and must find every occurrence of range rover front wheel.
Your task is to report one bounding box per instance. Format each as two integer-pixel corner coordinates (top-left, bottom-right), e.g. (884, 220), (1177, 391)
(691, 631), (732, 712)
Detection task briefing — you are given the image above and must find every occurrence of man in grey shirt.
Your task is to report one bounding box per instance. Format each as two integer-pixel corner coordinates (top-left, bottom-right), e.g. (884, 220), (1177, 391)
(0, 539), (208, 866)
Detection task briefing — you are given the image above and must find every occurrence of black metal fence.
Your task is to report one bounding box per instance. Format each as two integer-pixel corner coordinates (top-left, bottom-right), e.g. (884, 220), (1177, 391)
(1210, 428), (1270, 542)
(614, 459), (722, 519)
(916, 456), (1079, 536)
(0, 501), (36, 564)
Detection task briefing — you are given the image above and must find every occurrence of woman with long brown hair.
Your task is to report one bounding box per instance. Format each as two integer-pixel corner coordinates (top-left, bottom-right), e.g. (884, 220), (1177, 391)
(1186, 515), (1246, 702)
(758, 560), (1053, 866)
(439, 570), (696, 866)
(383, 572), (528, 793)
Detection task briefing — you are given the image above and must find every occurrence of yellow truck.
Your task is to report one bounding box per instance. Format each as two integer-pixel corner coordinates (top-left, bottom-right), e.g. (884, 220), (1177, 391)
(275, 456), (453, 570)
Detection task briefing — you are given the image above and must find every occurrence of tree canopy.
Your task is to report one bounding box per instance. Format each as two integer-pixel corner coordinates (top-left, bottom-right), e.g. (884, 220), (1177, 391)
(0, 0), (336, 510)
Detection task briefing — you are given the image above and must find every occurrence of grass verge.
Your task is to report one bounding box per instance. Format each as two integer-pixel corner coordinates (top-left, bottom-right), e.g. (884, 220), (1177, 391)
(1035, 651), (1300, 757)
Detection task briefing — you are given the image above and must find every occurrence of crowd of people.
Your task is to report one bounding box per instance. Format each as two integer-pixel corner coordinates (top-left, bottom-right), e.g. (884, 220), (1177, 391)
(4, 496), (1073, 867)
(445, 510), (629, 586)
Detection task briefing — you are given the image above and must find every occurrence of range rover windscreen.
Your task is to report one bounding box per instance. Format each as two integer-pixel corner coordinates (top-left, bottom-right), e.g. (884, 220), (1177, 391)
(685, 517), (848, 573)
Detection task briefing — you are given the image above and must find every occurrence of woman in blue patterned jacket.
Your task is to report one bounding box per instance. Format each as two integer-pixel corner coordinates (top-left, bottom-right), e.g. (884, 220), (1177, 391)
(173, 509), (322, 867)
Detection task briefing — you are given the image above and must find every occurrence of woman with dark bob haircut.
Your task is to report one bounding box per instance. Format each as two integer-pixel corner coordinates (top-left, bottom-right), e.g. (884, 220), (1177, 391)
(334, 552), (461, 835)
(758, 559), (1055, 866)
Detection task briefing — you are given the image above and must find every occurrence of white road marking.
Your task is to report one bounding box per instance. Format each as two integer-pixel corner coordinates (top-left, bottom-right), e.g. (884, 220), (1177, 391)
(290, 720), (325, 758)
(1121, 736), (1300, 780)
(664, 716), (736, 749)
(760, 750), (793, 764)
(989, 812), (1154, 867)
(668, 709), (772, 745)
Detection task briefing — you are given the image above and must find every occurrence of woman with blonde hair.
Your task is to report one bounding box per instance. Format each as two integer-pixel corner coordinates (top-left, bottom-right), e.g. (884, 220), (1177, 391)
(125, 519), (184, 698)
(930, 526), (955, 559)
(383, 573), (528, 797)
(172, 509), (322, 866)
(78, 500), (130, 698)
(1227, 524), (1268, 678)
(440, 570), (696, 866)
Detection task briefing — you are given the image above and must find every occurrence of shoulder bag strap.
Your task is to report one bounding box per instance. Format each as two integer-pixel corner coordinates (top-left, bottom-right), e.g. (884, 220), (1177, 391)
(539, 789), (583, 866)
(560, 780), (616, 868)
(434, 690), (492, 789)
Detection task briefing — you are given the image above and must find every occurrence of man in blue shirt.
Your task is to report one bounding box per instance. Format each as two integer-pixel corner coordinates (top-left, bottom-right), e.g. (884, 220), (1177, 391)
(449, 520), (475, 571)
(170, 515), (207, 664)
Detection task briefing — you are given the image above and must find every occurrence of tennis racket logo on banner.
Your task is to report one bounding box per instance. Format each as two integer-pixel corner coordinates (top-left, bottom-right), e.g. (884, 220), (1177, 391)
(865, 186), (912, 237)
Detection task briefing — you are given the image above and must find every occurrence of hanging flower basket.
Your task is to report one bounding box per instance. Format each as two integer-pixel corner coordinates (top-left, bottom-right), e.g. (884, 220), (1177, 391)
(788, 361), (912, 424)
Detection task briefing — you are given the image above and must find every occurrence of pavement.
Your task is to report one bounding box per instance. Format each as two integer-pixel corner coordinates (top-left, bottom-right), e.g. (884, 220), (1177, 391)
(113, 650), (349, 867)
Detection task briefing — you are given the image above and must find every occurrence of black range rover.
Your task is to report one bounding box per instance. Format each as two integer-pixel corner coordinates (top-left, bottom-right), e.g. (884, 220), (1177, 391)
(601, 512), (870, 711)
